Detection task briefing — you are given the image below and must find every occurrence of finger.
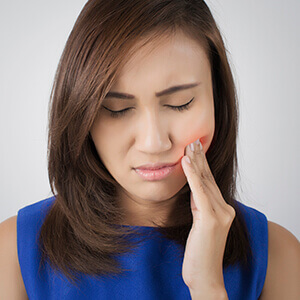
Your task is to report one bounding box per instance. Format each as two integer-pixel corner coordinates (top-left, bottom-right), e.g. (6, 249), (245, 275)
(192, 139), (230, 210)
(191, 140), (236, 217)
(192, 139), (215, 181)
(181, 148), (213, 214)
(182, 138), (227, 211)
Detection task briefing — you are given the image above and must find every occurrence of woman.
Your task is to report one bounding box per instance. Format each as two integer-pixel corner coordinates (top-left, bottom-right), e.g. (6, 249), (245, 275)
(0, 0), (299, 299)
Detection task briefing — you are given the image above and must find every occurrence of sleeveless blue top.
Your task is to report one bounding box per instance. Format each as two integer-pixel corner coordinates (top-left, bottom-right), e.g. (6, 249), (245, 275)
(17, 196), (268, 299)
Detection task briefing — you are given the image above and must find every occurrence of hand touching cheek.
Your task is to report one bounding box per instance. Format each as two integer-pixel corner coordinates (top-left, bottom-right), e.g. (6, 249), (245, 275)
(181, 138), (235, 299)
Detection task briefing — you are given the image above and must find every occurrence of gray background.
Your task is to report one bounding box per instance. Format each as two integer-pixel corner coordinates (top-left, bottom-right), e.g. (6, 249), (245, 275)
(0, 0), (299, 239)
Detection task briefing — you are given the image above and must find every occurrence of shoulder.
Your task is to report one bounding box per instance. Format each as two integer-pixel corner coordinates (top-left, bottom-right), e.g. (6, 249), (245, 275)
(259, 221), (300, 299)
(0, 216), (28, 299)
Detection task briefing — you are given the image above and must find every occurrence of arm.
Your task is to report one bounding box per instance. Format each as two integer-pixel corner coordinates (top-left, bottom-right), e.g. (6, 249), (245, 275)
(0, 216), (29, 300)
(259, 221), (300, 300)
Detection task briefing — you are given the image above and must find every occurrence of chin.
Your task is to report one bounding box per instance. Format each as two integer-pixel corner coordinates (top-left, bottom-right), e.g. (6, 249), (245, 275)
(133, 183), (183, 202)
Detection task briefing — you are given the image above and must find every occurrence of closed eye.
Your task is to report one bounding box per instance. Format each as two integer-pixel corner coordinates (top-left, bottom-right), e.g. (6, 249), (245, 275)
(103, 97), (195, 118)
(166, 97), (194, 111)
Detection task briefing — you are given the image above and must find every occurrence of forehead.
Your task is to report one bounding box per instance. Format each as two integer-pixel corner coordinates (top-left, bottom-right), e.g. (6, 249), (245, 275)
(111, 30), (211, 90)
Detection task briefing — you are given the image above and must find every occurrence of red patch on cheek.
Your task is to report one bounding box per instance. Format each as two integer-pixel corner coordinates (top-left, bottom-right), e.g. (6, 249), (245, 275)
(198, 136), (207, 145)
(185, 135), (211, 154)
(198, 136), (211, 153)
(200, 135), (214, 153)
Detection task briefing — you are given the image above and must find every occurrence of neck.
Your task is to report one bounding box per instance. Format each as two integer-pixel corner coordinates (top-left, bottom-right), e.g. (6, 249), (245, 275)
(117, 190), (180, 227)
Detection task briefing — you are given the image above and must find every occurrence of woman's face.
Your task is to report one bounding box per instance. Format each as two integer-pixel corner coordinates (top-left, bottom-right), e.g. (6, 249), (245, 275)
(90, 31), (215, 222)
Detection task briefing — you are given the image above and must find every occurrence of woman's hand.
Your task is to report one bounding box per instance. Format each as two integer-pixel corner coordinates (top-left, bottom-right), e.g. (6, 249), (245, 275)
(181, 138), (235, 299)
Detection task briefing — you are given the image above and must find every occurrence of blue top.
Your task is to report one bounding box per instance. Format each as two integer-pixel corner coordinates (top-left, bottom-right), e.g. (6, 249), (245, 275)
(17, 196), (268, 299)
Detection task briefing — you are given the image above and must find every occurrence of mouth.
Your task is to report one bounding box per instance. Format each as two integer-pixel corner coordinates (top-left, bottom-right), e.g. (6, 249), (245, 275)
(134, 158), (181, 171)
(134, 158), (181, 181)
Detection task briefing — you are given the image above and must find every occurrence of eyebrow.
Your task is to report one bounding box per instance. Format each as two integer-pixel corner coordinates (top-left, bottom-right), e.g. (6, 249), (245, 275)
(104, 82), (201, 100)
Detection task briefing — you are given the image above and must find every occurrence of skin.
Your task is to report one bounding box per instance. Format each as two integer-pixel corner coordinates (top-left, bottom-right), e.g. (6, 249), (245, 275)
(89, 32), (232, 295)
(0, 30), (299, 299)
(90, 30), (215, 227)
(90, 30), (300, 297)
(181, 139), (235, 297)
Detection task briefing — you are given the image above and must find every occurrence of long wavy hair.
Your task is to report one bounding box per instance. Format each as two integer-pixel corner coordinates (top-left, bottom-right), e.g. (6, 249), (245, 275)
(39, 0), (251, 284)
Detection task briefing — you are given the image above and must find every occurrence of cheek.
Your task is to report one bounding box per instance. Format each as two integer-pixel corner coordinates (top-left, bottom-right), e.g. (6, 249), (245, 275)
(173, 108), (215, 152)
(90, 121), (130, 172)
(90, 123), (115, 162)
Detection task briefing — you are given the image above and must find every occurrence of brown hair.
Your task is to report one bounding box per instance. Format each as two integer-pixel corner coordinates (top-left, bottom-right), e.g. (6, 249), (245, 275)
(39, 0), (251, 284)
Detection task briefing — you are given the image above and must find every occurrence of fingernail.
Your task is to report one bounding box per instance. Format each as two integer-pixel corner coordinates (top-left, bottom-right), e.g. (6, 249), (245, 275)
(185, 156), (191, 164)
(195, 138), (203, 150)
(189, 142), (194, 152)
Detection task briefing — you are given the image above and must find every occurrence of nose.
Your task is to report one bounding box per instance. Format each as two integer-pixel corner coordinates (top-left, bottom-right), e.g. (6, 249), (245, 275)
(135, 109), (172, 154)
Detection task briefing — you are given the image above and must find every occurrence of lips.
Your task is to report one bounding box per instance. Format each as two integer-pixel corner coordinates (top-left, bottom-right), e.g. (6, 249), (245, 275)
(134, 163), (179, 181)
(134, 158), (180, 170)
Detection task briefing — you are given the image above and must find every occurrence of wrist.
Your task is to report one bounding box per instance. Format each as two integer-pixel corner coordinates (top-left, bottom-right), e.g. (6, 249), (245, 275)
(189, 286), (228, 300)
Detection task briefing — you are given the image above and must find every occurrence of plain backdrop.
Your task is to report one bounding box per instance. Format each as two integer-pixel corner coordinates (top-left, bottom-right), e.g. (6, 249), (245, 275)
(0, 0), (299, 240)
